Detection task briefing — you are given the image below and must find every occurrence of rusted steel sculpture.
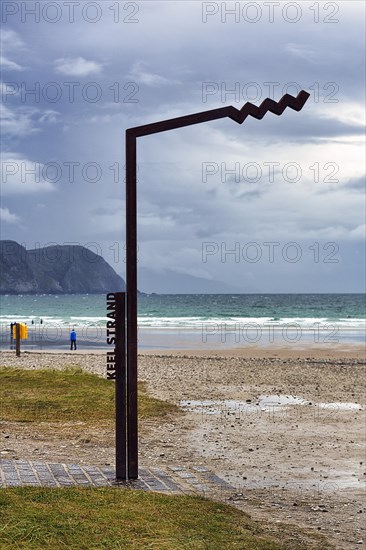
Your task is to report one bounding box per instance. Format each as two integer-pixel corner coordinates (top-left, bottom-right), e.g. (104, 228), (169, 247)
(121, 90), (310, 480)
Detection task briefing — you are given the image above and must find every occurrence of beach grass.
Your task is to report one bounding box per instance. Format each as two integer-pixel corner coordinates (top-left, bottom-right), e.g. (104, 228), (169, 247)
(0, 486), (322, 550)
(0, 367), (177, 423)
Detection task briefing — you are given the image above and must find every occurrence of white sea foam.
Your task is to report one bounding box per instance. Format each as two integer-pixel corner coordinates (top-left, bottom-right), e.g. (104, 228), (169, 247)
(136, 316), (366, 330)
(1, 315), (365, 330)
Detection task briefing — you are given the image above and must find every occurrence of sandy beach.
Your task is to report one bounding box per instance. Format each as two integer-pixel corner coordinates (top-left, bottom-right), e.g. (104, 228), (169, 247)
(1, 346), (365, 549)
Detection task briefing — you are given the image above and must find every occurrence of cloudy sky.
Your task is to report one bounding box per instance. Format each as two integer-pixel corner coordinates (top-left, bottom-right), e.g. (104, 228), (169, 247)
(1, 1), (365, 292)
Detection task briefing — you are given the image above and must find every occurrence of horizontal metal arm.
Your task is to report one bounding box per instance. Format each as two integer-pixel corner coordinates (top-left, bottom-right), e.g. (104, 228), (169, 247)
(127, 90), (310, 138)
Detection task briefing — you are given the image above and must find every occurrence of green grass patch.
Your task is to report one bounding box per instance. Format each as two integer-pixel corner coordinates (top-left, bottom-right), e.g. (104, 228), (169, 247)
(0, 486), (291, 549)
(0, 367), (177, 423)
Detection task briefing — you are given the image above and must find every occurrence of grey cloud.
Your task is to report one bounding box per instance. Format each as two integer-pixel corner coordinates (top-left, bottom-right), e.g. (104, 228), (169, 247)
(1, 2), (364, 291)
(346, 176), (365, 191)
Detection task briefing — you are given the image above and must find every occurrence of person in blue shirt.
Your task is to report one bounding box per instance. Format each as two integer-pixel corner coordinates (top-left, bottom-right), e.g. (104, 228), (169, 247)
(70, 328), (77, 350)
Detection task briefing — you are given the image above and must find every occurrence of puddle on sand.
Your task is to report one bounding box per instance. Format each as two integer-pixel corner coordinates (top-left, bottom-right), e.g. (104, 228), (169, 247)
(317, 402), (364, 410)
(179, 395), (365, 415)
(321, 471), (366, 490)
(225, 473), (366, 492)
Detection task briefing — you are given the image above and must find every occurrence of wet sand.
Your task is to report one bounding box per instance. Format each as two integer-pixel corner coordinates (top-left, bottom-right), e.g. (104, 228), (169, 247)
(1, 346), (365, 549)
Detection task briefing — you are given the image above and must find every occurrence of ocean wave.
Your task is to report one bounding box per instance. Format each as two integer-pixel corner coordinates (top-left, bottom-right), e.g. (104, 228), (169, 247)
(1, 316), (365, 330)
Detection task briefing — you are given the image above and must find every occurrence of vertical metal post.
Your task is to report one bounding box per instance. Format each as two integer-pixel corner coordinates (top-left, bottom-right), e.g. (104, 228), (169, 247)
(115, 292), (127, 480)
(15, 323), (20, 357)
(125, 131), (138, 479)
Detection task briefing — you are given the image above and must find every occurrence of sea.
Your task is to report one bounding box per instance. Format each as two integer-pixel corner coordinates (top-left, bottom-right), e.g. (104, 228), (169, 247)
(0, 293), (365, 351)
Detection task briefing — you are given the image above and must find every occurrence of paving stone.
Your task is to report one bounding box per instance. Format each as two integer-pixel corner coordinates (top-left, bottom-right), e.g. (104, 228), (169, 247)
(5, 480), (22, 487)
(134, 485), (153, 492)
(150, 471), (181, 492)
(143, 477), (169, 491)
(185, 477), (205, 486)
(82, 466), (100, 475)
(55, 476), (74, 485)
(150, 468), (167, 476)
(0, 459), (234, 499)
(70, 475), (89, 482)
(92, 479), (109, 486)
(36, 473), (53, 481)
(202, 472), (234, 489)
(192, 465), (209, 472)
(177, 471), (196, 479)
(3, 474), (19, 480)
(49, 465), (67, 474)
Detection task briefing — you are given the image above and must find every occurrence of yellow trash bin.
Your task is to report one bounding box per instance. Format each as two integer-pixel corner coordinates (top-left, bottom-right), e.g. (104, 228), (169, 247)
(12, 323), (28, 340)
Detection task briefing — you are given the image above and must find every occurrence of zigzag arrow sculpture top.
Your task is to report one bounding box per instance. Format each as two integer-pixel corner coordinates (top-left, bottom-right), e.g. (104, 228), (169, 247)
(226, 90), (310, 123)
(127, 90), (310, 138)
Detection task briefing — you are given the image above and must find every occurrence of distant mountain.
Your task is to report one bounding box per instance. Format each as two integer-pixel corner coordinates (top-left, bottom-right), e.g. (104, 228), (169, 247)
(138, 267), (258, 294)
(0, 241), (125, 294)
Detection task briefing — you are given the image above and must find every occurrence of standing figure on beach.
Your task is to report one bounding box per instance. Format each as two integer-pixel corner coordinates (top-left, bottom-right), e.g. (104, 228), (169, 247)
(70, 328), (77, 350)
